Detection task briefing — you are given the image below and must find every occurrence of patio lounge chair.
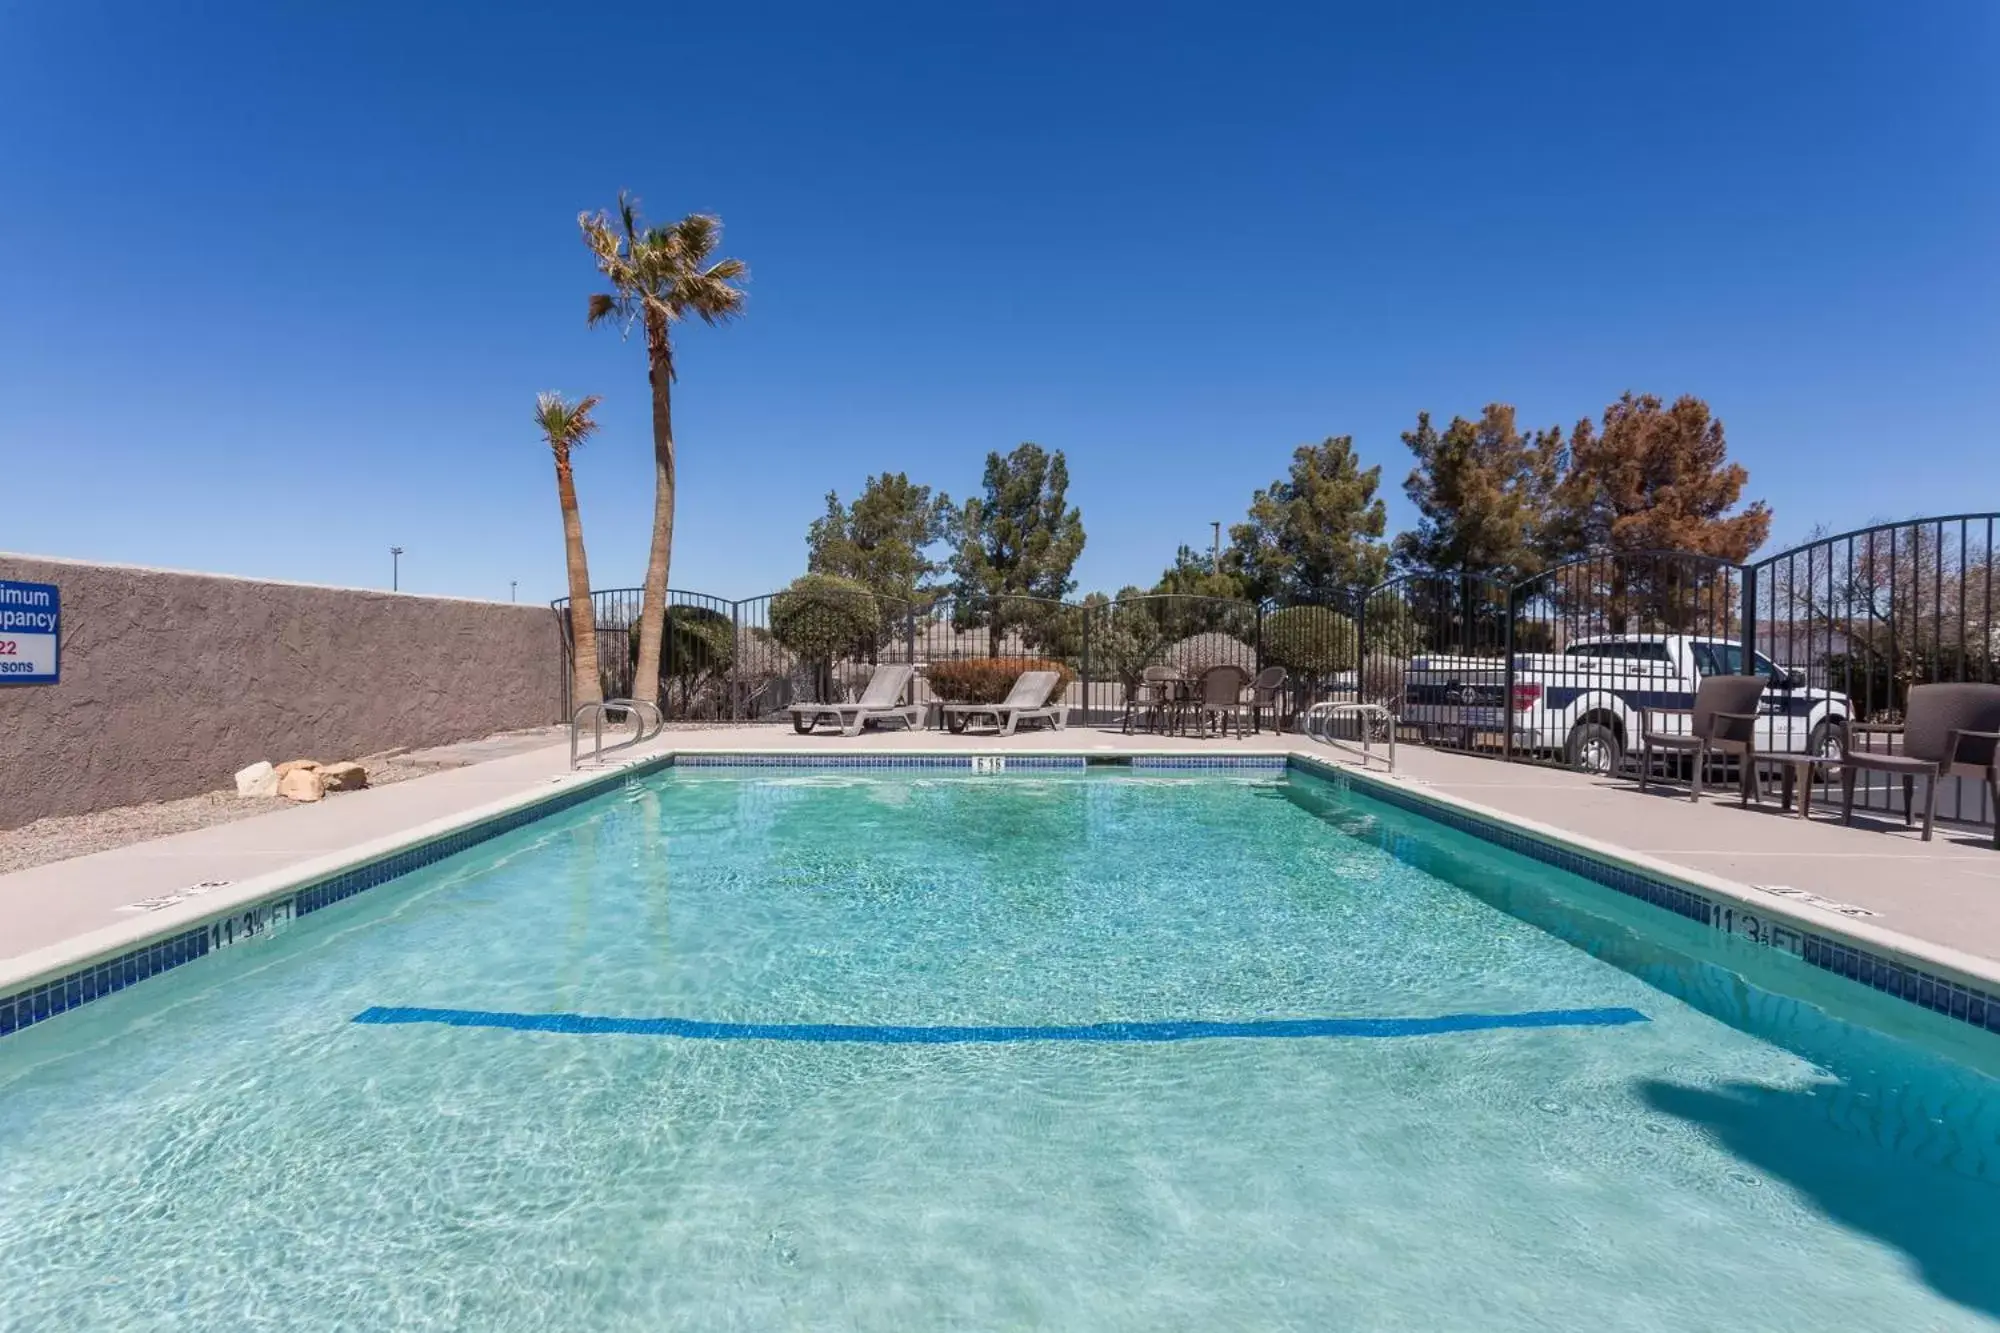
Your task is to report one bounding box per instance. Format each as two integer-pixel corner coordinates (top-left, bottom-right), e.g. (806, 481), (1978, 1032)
(1840, 683), (2000, 846)
(942, 670), (1068, 737)
(787, 663), (921, 736)
(1637, 674), (1766, 804)
(1193, 664), (1253, 740)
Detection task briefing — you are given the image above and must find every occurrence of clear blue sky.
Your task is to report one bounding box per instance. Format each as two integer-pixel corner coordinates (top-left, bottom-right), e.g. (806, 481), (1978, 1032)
(2, 2), (1994, 603)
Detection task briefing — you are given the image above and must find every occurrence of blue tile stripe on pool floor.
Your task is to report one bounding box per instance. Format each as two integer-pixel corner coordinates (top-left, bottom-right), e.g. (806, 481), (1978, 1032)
(351, 1006), (1649, 1042)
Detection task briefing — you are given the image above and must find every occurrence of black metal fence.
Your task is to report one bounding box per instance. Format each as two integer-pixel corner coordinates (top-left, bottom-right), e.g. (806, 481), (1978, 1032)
(1748, 515), (1998, 825)
(554, 512), (2000, 832)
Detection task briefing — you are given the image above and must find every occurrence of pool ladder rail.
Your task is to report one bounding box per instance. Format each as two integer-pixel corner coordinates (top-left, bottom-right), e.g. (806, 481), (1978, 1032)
(1299, 702), (1397, 772)
(569, 698), (665, 769)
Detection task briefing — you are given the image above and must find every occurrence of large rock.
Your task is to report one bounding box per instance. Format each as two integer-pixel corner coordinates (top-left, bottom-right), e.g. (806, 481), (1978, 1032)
(277, 767), (325, 803)
(234, 761), (278, 798)
(274, 759), (323, 779)
(318, 761), (368, 792)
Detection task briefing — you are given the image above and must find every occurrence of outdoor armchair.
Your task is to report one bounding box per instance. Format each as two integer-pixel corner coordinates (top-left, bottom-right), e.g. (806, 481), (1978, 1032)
(1840, 683), (2000, 846)
(1637, 674), (1767, 804)
(1250, 666), (1290, 734)
(1193, 665), (1253, 740)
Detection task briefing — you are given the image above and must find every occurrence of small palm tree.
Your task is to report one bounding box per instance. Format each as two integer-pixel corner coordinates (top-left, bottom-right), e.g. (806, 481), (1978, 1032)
(581, 193), (747, 707)
(535, 391), (605, 711)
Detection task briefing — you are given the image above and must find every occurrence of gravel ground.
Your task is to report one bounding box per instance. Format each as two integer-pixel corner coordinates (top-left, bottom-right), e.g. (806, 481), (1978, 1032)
(0, 726), (570, 876)
(0, 720), (777, 876)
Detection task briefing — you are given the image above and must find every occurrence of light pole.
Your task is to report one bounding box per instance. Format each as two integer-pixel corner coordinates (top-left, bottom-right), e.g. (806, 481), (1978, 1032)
(390, 546), (404, 591)
(1210, 521), (1221, 570)
(510, 580), (518, 603)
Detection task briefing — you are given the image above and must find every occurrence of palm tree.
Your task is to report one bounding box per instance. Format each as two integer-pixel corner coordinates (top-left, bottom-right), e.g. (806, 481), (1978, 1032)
(535, 391), (604, 712)
(580, 193), (747, 707)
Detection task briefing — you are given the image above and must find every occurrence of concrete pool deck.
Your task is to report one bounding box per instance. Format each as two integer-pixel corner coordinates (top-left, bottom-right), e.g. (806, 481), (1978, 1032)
(2, 723), (1997, 995)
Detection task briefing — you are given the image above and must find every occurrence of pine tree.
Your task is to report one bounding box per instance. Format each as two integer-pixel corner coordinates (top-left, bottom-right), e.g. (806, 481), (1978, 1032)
(806, 472), (954, 607)
(949, 444), (1087, 652)
(1553, 392), (1769, 559)
(1394, 404), (1564, 577)
(1224, 436), (1389, 605)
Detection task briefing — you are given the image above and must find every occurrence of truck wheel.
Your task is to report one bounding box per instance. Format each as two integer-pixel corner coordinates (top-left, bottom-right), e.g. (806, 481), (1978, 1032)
(1807, 720), (1846, 774)
(1566, 722), (1623, 777)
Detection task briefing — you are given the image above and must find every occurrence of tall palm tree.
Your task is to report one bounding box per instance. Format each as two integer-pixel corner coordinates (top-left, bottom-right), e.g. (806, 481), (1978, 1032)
(535, 391), (605, 712)
(580, 194), (747, 707)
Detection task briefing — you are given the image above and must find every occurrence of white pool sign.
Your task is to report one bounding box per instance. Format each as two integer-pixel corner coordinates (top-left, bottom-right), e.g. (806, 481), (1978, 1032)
(0, 579), (59, 684)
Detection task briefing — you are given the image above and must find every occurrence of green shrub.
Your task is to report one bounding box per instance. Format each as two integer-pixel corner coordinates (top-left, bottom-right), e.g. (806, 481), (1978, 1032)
(1260, 606), (1358, 676)
(1360, 653), (1410, 713)
(769, 574), (884, 667)
(1359, 591), (1428, 658)
(1163, 632), (1253, 677)
(925, 657), (1077, 703)
(629, 605), (735, 677)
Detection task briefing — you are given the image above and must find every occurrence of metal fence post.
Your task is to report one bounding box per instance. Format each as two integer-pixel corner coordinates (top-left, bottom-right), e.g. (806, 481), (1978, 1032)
(729, 599), (742, 722)
(1740, 562), (1757, 669)
(1503, 581), (1517, 763)
(1080, 605), (1093, 726)
(1356, 589), (1369, 704)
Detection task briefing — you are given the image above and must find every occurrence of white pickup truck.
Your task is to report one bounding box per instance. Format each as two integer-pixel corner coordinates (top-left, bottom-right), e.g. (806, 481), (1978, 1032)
(1402, 635), (1851, 775)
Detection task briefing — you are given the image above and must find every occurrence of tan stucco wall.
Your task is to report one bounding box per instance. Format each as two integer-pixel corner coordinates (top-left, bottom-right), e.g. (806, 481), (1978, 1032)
(0, 554), (564, 829)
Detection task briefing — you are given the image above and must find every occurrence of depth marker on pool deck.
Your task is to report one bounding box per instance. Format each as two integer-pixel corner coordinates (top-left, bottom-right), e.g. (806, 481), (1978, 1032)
(351, 1007), (1649, 1043)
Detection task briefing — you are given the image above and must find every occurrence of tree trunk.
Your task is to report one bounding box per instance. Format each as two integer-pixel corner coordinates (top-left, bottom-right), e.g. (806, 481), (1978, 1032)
(554, 449), (602, 710)
(631, 315), (676, 706)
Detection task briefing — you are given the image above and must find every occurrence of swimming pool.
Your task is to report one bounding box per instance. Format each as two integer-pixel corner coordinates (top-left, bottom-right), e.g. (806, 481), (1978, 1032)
(4, 763), (1999, 1329)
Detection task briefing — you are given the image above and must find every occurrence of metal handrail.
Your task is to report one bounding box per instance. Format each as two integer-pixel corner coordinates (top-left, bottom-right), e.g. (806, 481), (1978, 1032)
(569, 698), (665, 769)
(1300, 702), (1397, 772)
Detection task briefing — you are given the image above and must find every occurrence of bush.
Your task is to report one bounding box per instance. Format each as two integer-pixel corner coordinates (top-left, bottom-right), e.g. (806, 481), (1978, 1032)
(1260, 606), (1358, 676)
(1360, 653), (1410, 714)
(1359, 591), (1428, 658)
(1082, 616), (1163, 685)
(1164, 632), (1254, 677)
(925, 657), (1077, 704)
(629, 605), (735, 677)
(769, 574), (884, 667)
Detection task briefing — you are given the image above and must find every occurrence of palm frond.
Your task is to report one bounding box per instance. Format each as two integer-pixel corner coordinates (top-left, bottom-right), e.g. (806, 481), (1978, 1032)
(683, 269), (747, 324)
(534, 391), (603, 451)
(617, 190), (640, 244)
(586, 292), (623, 326)
(669, 213), (722, 261)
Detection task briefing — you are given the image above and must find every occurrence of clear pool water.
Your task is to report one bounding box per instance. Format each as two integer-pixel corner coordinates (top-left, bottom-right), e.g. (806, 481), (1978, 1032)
(4, 767), (2000, 1330)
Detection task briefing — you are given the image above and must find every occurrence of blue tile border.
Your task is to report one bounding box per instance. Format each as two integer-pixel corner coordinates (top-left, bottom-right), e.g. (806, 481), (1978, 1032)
(674, 753), (1088, 771)
(1129, 755), (1289, 770)
(1292, 755), (2000, 1044)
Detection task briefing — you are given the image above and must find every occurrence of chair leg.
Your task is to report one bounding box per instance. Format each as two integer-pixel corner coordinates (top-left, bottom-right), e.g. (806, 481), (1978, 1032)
(1903, 774), (1914, 826)
(1922, 775), (1938, 842)
(1842, 768), (1857, 824)
(1798, 768), (1814, 820)
(1640, 739), (1651, 791)
(1690, 746), (1703, 803)
(1989, 772), (2000, 850)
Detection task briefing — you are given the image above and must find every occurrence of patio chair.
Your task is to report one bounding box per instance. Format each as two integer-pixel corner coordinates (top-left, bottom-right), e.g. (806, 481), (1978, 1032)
(1250, 666), (1290, 734)
(787, 663), (921, 737)
(1840, 683), (2000, 846)
(1123, 665), (1181, 735)
(1637, 675), (1766, 804)
(942, 670), (1069, 737)
(1192, 664), (1253, 740)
